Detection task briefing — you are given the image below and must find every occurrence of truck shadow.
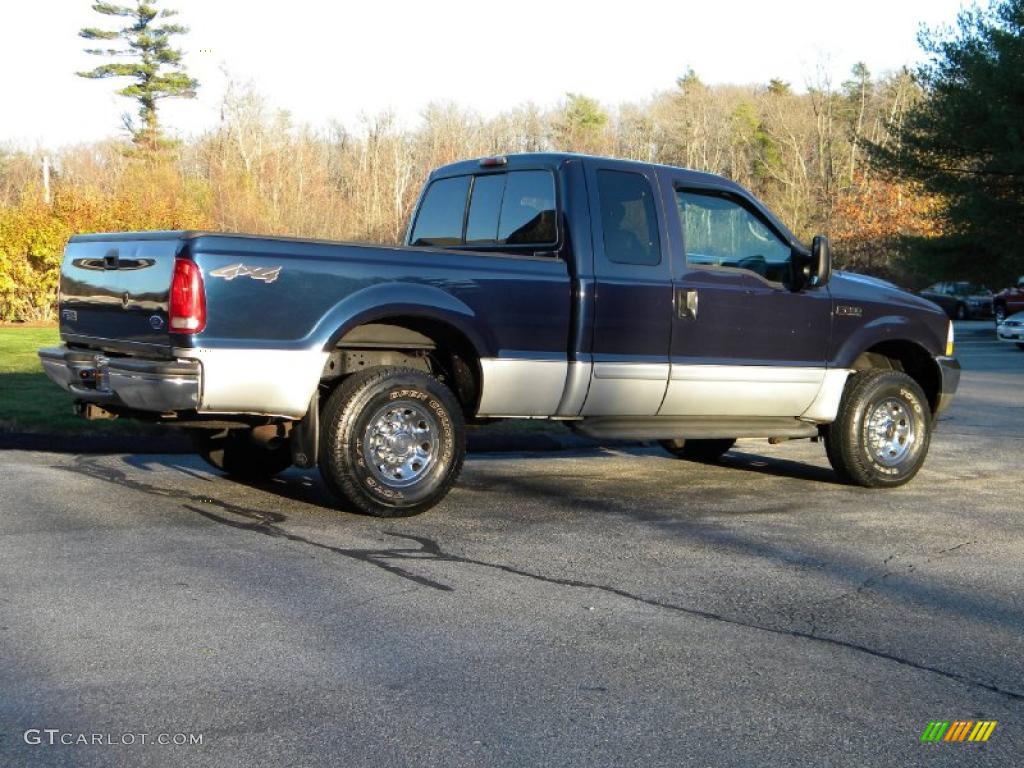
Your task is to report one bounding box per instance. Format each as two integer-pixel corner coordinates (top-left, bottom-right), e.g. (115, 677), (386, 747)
(470, 444), (843, 485)
(56, 453), (1024, 707)
(715, 448), (840, 484)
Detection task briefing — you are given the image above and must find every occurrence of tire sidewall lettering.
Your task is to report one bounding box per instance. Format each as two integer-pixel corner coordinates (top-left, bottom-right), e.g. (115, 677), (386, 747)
(858, 383), (927, 480)
(353, 382), (456, 505)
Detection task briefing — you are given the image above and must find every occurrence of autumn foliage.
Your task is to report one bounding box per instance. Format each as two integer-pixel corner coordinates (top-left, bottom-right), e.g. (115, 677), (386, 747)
(830, 173), (944, 281)
(0, 158), (209, 320)
(0, 69), (943, 321)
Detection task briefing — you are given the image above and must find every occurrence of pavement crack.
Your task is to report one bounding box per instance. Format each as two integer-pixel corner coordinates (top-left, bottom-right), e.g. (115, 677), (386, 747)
(183, 505), (455, 592)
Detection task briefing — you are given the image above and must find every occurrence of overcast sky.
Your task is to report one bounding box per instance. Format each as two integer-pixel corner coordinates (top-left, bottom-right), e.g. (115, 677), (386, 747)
(2, 0), (968, 149)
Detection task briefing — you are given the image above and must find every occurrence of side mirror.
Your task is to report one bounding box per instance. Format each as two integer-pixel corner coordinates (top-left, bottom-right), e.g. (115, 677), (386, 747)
(811, 234), (831, 287)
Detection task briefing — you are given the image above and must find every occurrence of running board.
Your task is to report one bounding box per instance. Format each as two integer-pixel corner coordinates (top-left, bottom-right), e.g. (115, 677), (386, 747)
(572, 416), (819, 441)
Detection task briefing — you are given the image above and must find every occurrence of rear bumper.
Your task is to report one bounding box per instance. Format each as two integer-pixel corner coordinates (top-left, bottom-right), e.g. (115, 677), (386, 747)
(934, 356), (960, 417)
(38, 346), (200, 413)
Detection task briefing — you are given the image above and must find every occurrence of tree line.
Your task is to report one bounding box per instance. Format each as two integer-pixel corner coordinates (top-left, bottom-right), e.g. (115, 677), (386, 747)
(0, 0), (1019, 322)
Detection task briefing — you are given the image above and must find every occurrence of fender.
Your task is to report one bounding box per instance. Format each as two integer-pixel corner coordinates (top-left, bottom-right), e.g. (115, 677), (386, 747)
(304, 281), (495, 357)
(830, 315), (945, 369)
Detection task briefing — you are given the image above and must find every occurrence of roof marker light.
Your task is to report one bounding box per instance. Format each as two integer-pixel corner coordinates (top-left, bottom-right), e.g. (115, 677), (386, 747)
(479, 156), (508, 167)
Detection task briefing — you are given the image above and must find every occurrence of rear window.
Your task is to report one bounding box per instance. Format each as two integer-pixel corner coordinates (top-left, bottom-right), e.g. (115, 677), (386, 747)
(410, 176), (470, 247)
(411, 170), (557, 249)
(466, 174), (505, 244)
(496, 171), (557, 245)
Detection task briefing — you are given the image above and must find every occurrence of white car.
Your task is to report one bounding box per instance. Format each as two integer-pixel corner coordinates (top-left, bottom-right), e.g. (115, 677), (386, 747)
(996, 311), (1024, 349)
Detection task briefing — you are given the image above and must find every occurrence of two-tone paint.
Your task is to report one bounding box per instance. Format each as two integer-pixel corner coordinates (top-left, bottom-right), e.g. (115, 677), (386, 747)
(47, 153), (958, 426)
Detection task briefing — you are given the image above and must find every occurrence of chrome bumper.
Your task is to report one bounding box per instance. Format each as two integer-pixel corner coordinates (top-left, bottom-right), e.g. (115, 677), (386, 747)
(38, 346), (200, 413)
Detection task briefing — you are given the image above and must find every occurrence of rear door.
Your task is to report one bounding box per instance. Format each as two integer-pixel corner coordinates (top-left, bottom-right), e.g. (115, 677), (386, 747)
(59, 233), (181, 355)
(661, 185), (831, 416)
(581, 161), (672, 415)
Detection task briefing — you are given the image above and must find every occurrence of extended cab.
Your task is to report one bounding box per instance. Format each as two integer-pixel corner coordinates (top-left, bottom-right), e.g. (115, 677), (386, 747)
(39, 153), (960, 516)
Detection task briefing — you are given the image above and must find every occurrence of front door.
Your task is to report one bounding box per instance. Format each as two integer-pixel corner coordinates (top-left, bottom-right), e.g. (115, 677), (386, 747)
(581, 161), (672, 415)
(661, 186), (832, 417)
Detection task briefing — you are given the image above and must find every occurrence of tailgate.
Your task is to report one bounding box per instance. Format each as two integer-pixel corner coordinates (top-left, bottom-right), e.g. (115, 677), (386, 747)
(59, 231), (186, 355)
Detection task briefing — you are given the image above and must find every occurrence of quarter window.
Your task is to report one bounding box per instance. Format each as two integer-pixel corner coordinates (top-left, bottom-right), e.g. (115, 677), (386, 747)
(597, 170), (661, 266)
(678, 191), (792, 283)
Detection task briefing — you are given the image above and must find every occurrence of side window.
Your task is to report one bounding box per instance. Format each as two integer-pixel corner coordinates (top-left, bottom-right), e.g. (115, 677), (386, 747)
(410, 176), (470, 247)
(597, 170), (661, 266)
(678, 191), (792, 283)
(498, 171), (556, 245)
(465, 171), (557, 247)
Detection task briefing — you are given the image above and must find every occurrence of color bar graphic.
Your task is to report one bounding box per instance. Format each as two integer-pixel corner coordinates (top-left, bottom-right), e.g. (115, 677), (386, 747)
(921, 721), (949, 742)
(921, 720), (997, 742)
(968, 721), (998, 742)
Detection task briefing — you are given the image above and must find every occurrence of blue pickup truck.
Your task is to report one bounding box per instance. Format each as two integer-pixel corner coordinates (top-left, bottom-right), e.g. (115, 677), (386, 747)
(39, 153), (960, 516)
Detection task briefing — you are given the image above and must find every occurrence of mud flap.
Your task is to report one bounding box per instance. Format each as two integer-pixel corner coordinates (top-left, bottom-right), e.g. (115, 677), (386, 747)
(291, 391), (319, 468)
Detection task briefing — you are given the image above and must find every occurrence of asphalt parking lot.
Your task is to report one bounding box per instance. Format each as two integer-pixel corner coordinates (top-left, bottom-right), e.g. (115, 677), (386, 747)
(1, 321), (1021, 767)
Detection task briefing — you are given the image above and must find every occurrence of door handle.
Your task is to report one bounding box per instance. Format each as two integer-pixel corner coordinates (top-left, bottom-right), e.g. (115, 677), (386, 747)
(676, 288), (698, 320)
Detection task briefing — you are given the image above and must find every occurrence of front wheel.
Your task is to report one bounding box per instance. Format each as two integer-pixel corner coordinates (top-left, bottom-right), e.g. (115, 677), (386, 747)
(994, 305), (1006, 324)
(319, 367), (466, 517)
(824, 370), (931, 488)
(660, 438), (736, 462)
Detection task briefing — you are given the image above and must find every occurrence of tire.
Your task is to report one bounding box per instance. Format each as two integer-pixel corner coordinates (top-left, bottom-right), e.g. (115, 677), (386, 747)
(192, 428), (293, 481)
(824, 370), (931, 488)
(994, 305), (1006, 325)
(319, 366), (465, 517)
(954, 303), (967, 320)
(660, 438), (736, 462)
(1016, 343), (1024, 351)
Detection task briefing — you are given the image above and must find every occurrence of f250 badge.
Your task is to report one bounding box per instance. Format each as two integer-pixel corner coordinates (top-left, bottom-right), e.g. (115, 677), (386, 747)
(835, 304), (863, 317)
(209, 263), (282, 284)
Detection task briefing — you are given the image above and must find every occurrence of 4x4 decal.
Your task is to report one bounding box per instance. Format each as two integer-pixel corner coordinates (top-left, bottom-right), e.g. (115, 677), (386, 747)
(209, 263), (282, 284)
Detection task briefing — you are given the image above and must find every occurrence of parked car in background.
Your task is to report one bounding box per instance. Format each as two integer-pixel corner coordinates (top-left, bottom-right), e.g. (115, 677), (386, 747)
(919, 281), (994, 320)
(993, 276), (1024, 324)
(996, 311), (1024, 350)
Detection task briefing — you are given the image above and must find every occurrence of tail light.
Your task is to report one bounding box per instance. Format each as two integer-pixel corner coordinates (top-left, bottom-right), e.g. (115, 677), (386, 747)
(169, 258), (206, 333)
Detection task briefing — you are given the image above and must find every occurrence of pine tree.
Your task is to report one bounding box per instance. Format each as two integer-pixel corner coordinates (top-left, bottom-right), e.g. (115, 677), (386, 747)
(871, 0), (1024, 282)
(77, 1), (198, 150)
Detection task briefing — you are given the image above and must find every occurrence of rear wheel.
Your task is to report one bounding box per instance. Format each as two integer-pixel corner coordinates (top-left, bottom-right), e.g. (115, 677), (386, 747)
(824, 370), (931, 488)
(954, 303), (967, 320)
(660, 438), (736, 462)
(319, 366), (466, 517)
(192, 428), (293, 481)
(994, 304), (1006, 324)
(1016, 343), (1024, 351)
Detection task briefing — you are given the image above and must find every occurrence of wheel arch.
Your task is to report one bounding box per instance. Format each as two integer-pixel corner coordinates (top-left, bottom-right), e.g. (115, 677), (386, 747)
(326, 318), (484, 416)
(311, 282), (493, 355)
(851, 340), (941, 416)
(308, 283), (492, 415)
